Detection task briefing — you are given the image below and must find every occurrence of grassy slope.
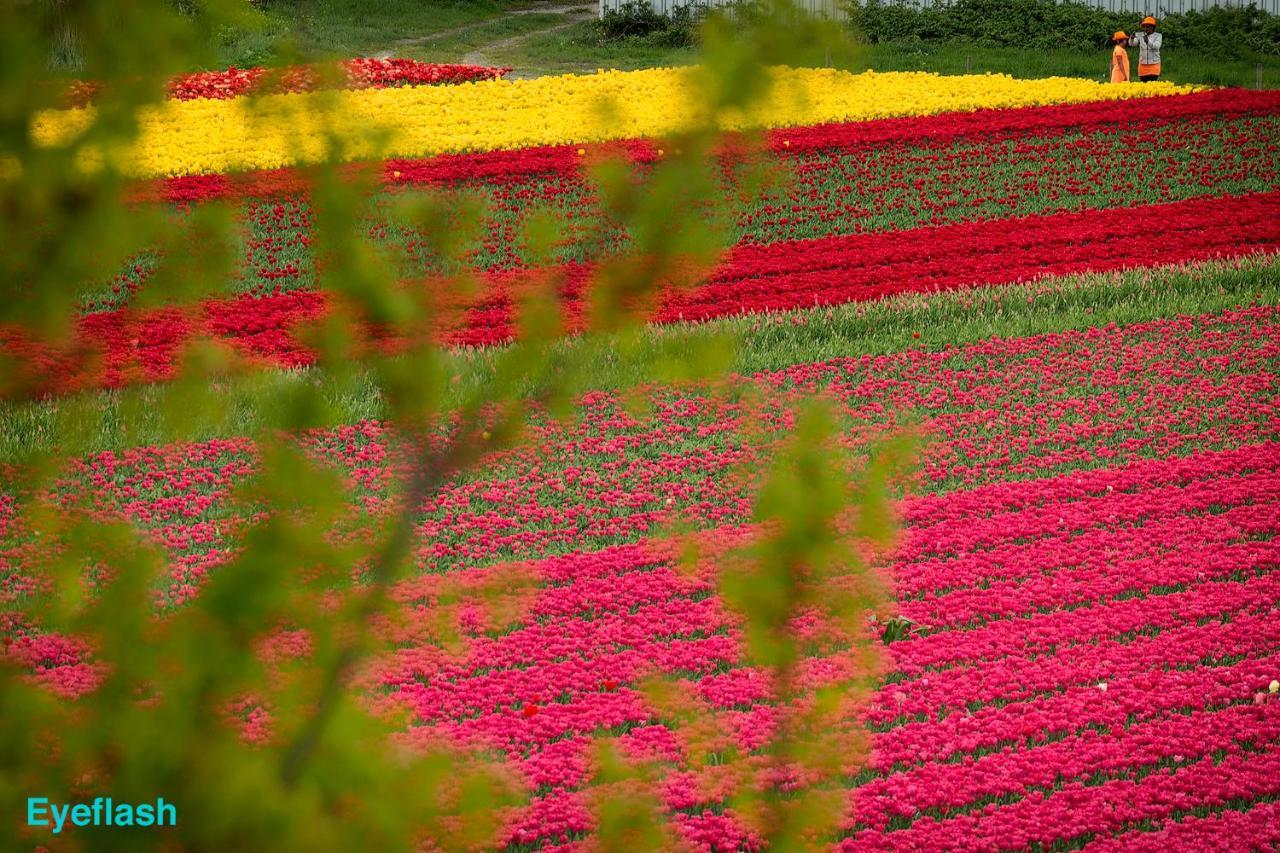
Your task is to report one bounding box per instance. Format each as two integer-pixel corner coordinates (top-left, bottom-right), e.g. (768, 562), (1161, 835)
(208, 2), (1280, 86)
(395, 11), (591, 63)
(497, 20), (696, 74)
(4, 255), (1278, 462)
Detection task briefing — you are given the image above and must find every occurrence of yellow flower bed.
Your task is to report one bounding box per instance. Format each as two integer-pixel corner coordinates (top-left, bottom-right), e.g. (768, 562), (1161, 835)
(32, 67), (1195, 179)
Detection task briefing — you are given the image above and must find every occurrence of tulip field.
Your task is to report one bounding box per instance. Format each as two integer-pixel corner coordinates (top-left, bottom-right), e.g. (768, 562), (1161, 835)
(5, 59), (1280, 849)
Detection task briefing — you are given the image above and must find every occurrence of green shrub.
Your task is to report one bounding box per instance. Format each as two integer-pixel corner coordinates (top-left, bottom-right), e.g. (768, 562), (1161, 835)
(848, 0), (1280, 59)
(597, 0), (708, 47)
(1166, 6), (1280, 58)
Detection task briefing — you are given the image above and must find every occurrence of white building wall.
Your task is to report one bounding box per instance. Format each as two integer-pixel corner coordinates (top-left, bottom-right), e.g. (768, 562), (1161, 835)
(600, 0), (844, 17)
(601, 0), (1280, 18)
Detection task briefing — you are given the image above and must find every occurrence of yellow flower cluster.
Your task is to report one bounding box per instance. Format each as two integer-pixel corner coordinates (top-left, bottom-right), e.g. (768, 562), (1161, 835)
(32, 67), (1195, 179)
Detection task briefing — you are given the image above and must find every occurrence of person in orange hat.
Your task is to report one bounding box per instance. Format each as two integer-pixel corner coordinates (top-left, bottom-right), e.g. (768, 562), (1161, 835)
(1110, 31), (1131, 84)
(1129, 17), (1162, 81)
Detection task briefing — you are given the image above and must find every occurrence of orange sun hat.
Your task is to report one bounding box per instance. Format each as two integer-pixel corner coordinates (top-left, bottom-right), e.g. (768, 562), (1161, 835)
(1141, 16), (1157, 25)
(1113, 31), (1128, 41)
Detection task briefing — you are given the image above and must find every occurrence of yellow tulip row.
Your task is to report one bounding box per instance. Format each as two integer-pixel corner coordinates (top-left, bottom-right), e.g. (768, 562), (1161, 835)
(31, 67), (1195, 179)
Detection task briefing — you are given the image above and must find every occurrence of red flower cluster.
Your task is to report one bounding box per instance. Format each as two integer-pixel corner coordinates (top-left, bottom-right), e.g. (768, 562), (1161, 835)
(63, 58), (509, 107)
(769, 87), (1280, 156)
(660, 189), (1280, 323)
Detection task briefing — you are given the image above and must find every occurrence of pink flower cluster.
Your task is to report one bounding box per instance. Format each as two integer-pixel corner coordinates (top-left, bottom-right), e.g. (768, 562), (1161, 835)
(840, 443), (1280, 849)
(9, 306), (1275, 596)
(383, 444), (1280, 849)
(4, 310), (1279, 847)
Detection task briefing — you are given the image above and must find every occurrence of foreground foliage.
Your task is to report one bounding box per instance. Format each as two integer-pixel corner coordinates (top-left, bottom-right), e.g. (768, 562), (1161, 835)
(3, 0), (911, 850)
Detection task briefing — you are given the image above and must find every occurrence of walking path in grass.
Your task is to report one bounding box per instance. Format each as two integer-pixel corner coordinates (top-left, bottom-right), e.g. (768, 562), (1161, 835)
(461, 5), (594, 76)
(373, 3), (596, 78)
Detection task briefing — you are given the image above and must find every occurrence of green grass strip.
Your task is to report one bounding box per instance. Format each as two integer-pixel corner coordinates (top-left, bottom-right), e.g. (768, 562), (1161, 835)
(3, 253), (1278, 462)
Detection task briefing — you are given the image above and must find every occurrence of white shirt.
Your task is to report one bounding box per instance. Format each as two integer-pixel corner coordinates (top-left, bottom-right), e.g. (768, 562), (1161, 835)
(1129, 31), (1162, 66)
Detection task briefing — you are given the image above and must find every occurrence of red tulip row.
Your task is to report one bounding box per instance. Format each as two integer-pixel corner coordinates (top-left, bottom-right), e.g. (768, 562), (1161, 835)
(656, 189), (1280, 323)
(63, 57), (509, 107)
(11, 189), (1278, 398)
(895, 469), (1278, 613)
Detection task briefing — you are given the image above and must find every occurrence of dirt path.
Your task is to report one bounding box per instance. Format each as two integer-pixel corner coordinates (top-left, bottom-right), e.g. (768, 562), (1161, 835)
(373, 4), (595, 76)
(462, 11), (593, 77)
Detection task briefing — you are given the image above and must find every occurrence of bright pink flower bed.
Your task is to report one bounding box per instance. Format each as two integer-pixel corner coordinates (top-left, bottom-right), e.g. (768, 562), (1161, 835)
(6, 307), (1278, 851)
(14, 442), (1279, 848)
(450, 443), (1280, 849)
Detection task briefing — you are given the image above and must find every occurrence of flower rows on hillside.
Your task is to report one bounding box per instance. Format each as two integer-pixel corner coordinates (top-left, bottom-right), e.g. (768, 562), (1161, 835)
(83, 94), (1279, 311)
(401, 444), (1280, 850)
(9, 87), (1275, 402)
(33, 68), (1194, 178)
(7, 306), (1275, 604)
(7, 350), (1277, 847)
(137, 88), (1279, 204)
(12, 44), (1280, 850)
(8, 191), (1278, 397)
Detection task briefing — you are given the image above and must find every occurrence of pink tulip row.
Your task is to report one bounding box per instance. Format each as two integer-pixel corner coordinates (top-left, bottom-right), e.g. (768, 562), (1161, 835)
(896, 457), (1278, 572)
(900, 502), (1278, 629)
(847, 697), (1280, 830)
(371, 443), (1280, 848)
(1084, 799), (1280, 852)
(879, 568), (1280, 714)
(841, 740), (1280, 851)
(872, 637), (1280, 771)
